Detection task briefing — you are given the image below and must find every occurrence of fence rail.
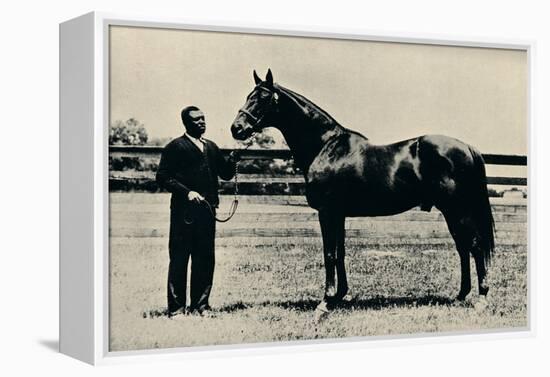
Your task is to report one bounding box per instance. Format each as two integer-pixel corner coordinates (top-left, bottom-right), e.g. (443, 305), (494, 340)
(110, 146), (527, 164)
(109, 146), (527, 192)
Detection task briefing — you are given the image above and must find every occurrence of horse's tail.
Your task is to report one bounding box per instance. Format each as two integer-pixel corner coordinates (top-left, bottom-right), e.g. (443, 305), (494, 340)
(469, 147), (495, 266)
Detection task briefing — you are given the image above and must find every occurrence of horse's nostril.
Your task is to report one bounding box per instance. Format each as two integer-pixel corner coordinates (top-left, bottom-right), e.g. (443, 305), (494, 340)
(231, 124), (242, 138)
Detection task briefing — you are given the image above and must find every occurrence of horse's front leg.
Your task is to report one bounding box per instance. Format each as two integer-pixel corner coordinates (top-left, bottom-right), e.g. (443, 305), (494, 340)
(316, 211), (346, 324)
(315, 211), (346, 322)
(319, 210), (337, 304)
(335, 217), (348, 301)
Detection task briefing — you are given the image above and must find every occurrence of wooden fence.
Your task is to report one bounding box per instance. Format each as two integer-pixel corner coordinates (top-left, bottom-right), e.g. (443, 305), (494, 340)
(109, 193), (526, 244)
(109, 146), (527, 193)
(109, 146), (527, 242)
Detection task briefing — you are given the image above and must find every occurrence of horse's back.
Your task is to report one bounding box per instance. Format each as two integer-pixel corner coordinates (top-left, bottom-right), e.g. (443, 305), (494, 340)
(305, 132), (482, 215)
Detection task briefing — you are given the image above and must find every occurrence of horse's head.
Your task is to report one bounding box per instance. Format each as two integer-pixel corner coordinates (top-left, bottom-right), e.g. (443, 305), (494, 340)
(231, 69), (280, 141)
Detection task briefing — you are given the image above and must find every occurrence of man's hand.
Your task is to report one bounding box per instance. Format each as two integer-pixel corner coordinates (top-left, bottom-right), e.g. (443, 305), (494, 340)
(187, 191), (204, 203)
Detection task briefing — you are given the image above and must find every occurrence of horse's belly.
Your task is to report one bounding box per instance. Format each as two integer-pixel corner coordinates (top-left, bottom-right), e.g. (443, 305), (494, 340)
(345, 197), (420, 217)
(306, 179), (422, 216)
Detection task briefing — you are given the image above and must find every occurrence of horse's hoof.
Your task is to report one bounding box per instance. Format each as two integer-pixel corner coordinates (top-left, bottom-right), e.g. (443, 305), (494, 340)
(325, 286), (337, 298)
(474, 296), (489, 312)
(341, 293), (353, 303)
(456, 292), (469, 302)
(314, 302), (329, 324)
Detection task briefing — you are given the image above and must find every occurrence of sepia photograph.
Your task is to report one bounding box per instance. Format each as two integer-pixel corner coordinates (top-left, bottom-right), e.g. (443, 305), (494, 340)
(107, 25), (528, 352)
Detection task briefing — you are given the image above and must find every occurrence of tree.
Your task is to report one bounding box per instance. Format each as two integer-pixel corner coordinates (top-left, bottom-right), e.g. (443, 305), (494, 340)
(109, 118), (148, 145)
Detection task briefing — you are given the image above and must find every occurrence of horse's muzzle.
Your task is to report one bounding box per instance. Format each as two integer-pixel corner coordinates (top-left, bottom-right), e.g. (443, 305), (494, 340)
(231, 121), (253, 140)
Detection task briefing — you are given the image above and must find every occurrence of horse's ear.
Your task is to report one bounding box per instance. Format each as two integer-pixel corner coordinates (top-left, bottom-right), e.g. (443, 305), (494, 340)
(265, 69), (273, 87)
(253, 70), (262, 85)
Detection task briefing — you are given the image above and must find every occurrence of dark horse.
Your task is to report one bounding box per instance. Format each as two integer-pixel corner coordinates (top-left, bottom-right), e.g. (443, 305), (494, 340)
(231, 70), (495, 317)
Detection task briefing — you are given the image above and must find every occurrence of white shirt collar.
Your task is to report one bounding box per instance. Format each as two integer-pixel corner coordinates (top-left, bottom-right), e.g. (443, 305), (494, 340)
(184, 133), (204, 152)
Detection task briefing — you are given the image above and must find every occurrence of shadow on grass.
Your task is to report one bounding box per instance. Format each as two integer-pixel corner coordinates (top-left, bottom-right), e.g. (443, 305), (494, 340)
(143, 302), (252, 318)
(144, 308), (170, 318)
(143, 295), (459, 318)
(335, 295), (456, 311)
(260, 295), (457, 312)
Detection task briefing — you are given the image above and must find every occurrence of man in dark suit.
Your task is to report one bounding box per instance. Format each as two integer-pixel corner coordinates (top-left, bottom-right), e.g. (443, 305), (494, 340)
(156, 106), (237, 317)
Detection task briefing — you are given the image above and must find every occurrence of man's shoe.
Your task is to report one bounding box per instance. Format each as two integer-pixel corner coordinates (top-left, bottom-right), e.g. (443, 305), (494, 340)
(198, 305), (214, 317)
(189, 304), (211, 313)
(168, 307), (186, 318)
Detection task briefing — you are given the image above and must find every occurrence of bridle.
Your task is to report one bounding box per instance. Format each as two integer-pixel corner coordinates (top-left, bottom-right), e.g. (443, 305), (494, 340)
(236, 86), (278, 132)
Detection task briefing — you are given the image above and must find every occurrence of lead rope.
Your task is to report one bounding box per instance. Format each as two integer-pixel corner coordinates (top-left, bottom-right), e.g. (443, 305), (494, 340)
(184, 135), (255, 224)
(206, 155), (240, 223)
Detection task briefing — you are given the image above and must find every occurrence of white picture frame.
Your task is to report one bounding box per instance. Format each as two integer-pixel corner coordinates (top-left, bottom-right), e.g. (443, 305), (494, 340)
(59, 11), (534, 365)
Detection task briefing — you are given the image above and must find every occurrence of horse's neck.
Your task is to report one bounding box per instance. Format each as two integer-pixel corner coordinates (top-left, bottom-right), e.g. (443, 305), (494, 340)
(275, 87), (344, 172)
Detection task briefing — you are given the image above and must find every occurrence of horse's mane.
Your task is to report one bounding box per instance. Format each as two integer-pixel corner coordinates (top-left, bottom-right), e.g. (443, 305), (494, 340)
(275, 83), (368, 140)
(275, 84), (342, 127)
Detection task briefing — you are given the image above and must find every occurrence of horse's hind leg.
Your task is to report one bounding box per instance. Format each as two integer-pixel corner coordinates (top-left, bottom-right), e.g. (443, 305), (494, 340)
(471, 238), (489, 296)
(473, 250), (489, 296)
(472, 246), (490, 311)
(444, 209), (490, 299)
(456, 246), (471, 301)
(442, 211), (476, 301)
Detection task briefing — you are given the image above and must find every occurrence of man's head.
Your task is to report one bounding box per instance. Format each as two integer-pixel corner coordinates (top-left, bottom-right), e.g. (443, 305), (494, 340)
(181, 106), (206, 138)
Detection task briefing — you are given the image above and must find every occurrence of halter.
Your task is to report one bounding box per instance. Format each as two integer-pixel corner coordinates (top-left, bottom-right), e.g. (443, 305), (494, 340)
(238, 108), (263, 126)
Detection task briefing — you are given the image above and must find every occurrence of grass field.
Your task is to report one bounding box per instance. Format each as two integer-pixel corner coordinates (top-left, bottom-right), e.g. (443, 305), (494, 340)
(109, 193), (528, 352)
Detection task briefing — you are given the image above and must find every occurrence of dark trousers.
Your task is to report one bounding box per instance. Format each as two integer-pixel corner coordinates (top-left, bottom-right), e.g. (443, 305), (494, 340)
(167, 203), (216, 313)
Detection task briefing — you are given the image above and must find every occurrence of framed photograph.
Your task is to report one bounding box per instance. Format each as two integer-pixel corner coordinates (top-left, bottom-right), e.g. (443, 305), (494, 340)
(60, 12), (532, 365)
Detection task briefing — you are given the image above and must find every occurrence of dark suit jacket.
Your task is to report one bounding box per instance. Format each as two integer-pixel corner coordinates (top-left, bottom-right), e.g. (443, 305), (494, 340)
(156, 135), (236, 211)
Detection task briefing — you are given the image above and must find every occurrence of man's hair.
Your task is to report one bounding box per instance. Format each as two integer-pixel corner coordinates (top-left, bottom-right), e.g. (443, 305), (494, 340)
(181, 106), (201, 128)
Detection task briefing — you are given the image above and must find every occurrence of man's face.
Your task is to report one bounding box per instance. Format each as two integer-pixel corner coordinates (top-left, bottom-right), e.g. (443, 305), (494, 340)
(186, 110), (206, 137)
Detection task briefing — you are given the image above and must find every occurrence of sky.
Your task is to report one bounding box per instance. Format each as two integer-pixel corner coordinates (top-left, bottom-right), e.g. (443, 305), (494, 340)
(109, 26), (527, 156)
